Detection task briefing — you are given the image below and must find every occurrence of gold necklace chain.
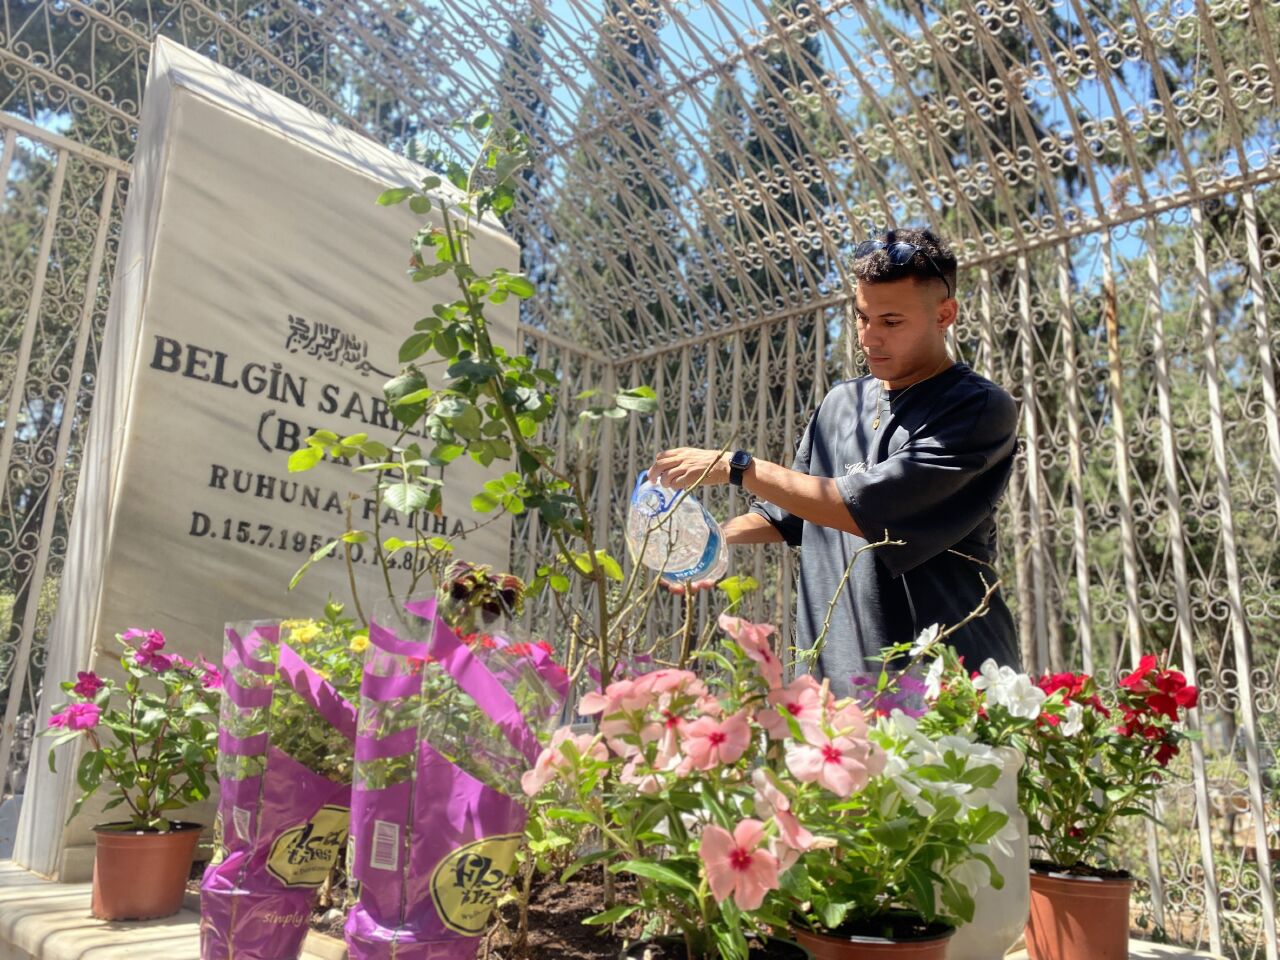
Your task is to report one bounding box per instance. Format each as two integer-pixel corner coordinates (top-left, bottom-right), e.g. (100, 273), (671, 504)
(872, 358), (953, 431)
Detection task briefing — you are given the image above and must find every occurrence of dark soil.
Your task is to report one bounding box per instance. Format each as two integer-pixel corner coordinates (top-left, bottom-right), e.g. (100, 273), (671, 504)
(185, 868), (798, 959)
(484, 873), (630, 960)
(1030, 858), (1132, 882)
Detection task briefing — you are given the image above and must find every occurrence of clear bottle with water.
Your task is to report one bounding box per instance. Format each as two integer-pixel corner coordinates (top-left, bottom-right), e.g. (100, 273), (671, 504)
(625, 471), (729, 584)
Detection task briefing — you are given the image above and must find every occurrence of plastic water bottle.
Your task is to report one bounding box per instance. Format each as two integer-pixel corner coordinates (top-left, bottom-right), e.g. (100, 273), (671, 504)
(625, 471), (729, 584)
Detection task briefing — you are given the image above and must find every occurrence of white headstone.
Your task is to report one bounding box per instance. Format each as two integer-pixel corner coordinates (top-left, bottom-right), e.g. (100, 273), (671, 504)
(15, 37), (517, 878)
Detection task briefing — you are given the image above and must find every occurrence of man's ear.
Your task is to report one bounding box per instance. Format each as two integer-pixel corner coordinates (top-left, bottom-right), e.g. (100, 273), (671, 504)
(936, 295), (959, 332)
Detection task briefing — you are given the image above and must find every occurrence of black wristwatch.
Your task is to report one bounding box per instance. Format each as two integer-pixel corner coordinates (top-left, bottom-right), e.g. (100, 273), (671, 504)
(728, 449), (753, 487)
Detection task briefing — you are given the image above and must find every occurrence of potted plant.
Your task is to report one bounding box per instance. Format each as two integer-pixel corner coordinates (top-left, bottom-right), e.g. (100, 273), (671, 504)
(1018, 654), (1198, 960)
(200, 602), (363, 960)
(522, 614), (1013, 959)
(44, 628), (222, 920)
(905, 635), (1053, 960)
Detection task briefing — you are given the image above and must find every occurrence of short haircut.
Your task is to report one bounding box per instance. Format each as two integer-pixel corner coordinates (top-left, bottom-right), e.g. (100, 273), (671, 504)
(850, 227), (958, 298)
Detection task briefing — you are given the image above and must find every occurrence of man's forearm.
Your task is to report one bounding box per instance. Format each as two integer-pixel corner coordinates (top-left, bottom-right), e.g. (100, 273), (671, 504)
(723, 513), (784, 545)
(742, 460), (863, 537)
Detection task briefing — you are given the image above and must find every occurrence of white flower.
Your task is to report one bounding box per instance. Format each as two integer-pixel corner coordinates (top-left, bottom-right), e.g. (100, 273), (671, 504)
(910, 623), (941, 657)
(949, 857), (992, 895)
(972, 659), (1046, 719)
(999, 674), (1047, 720)
(971, 658), (1016, 694)
(1062, 701), (1084, 736)
(924, 656), (945, 701)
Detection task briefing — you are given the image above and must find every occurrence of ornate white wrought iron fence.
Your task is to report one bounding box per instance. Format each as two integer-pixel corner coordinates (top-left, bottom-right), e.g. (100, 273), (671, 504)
(1, 0), (1279, 955)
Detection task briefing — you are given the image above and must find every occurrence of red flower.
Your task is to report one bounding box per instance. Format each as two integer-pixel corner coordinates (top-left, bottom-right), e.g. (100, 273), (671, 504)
(1155, 742), (1179, 767)
(1120, 654), (1159, 689)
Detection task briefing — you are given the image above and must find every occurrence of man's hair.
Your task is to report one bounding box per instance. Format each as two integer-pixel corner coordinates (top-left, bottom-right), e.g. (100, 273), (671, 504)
(850, 227), (958, 298)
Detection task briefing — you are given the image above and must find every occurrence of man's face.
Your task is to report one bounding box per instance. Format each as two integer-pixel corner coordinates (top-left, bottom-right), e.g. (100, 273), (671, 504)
(853, 278), (956, 386)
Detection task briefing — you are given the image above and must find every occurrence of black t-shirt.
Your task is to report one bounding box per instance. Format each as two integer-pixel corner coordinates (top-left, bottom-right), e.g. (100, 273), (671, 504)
(751, 362), (1021, 694)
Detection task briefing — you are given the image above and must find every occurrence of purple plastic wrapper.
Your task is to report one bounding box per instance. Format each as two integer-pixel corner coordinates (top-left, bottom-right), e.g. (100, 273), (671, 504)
(345, 598), (567, 960)
(201, 622), (358, 960)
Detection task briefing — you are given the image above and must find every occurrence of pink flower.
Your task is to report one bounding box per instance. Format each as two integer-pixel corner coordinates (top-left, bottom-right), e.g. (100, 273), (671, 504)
(136, 650), (173, 671)
(72, 672), (103, 698)
(785, 728), (879, 799)
(121, 628), (164, 648)
(48, 702), (101, 731)
(634, 669), (705, 700)
(201, 666), (223, 690)
(521, 726), (606, 796)
(719, 615), (783, 688)
(827, 700), (871, 740)
(129, 630), (173, 671)
(756, 675), (826, 740)
(699, 819), (780, 911)
(170, 655), (194, 672)
(680, 711), (751, 771)
(749, 768), (818, 870)
(619, 756), (664, 795)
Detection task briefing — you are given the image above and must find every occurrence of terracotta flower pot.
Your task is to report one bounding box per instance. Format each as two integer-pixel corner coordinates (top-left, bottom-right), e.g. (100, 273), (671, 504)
(791, 922), (953, 960)
(1025, 866), (1134, 960)
(91, 821), (203, 921)
(621, 936), (812, 959)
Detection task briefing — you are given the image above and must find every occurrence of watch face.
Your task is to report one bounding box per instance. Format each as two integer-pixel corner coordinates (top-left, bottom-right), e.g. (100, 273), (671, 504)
(731, 450), (750, 469)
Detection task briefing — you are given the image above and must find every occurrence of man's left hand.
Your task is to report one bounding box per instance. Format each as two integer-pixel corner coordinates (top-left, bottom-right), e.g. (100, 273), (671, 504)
(649, 447), (730, 489)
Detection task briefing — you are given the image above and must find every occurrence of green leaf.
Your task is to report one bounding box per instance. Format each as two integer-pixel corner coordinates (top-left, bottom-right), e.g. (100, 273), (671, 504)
(615, 389), (658, 414)
(904, 866), (938, 919)
(583, 904), (640, 926)
(818, 899), (853, 931)
(399, 333), (433, 362)
(545, 807), (594, 824)
(504, 275), (536, 298)
(377, 186), (414, 206)
(408, 195), (431, 215)
(289, 538), (340, 590)
(595, 551), (624, 582)
(382, 480), (430, 515)
(447, 357), (500, 382)
(560, 848), (617, 884)
(471, 491), (499, 513)
(288, 445), (323, 472)
(613, 860), (699, 895)
(384, 372), (429, 426)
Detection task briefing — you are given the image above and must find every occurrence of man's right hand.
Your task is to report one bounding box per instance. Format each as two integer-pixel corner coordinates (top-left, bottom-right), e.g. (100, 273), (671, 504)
(663, 578), (718, 596)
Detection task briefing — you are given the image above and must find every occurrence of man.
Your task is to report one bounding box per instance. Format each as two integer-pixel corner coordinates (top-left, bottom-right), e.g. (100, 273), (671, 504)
(648, 228), (1020, 696)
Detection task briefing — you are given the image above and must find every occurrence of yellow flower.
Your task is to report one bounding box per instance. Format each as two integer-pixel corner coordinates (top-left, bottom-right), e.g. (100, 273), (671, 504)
(349, 632), (370, 654)
(284, 620), (322, 645)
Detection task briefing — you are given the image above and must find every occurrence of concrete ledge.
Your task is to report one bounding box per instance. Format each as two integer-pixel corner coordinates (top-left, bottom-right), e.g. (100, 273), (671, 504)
(0, 860), (1226, 960)
(0, 862), (344, 960)
(1006, 943), (1223, 960)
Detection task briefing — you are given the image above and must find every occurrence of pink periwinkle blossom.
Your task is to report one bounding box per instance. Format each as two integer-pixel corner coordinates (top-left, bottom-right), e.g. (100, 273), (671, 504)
(699, 819), (780, 911)
(784, 721), (881, 799)
(72, 671), (103, 698)
(680, 711), (751, 771)
(521, 726), (607, 796)
(756, 675), (827, 740)
(718, 614), (783, 688)
(48, 702), (101, 731)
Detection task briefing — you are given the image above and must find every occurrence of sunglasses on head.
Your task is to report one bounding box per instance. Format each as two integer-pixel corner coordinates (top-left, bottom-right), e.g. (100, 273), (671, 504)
(853, 238), (953, 299)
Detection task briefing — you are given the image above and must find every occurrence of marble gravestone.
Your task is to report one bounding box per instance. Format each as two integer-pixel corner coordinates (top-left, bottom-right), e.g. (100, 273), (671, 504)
(14, 37), (517, 878)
